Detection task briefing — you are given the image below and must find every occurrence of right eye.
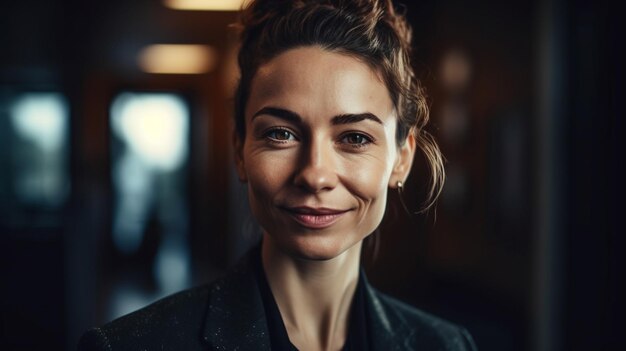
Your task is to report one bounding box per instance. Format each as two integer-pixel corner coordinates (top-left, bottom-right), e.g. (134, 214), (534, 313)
(264, 127), (297, 143)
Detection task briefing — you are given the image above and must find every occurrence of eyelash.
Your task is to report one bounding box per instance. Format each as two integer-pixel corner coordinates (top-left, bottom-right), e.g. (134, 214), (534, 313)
(339, 132), (374, 149)
(261, 128), (374, 149)
(262, 127), (298, 144)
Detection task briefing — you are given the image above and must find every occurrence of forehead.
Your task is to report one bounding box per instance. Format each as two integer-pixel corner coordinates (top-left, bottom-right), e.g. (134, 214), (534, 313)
(246, 46), (395, 122)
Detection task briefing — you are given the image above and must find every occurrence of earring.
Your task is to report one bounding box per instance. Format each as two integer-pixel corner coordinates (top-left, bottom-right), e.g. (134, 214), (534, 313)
(396, 180), (410, 214)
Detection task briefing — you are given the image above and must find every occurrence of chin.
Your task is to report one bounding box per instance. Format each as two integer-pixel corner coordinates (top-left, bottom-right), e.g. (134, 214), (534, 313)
(280, 233), (362, 261)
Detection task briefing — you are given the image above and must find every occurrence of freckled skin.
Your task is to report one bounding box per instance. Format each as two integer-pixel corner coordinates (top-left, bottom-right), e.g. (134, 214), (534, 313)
(236, 46), (414, 261)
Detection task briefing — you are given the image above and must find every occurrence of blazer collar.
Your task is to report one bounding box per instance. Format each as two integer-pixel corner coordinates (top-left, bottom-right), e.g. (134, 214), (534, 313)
(201, 249), (411, 350)
(361, 273), (414, 350)
(201, 254), (271, 351)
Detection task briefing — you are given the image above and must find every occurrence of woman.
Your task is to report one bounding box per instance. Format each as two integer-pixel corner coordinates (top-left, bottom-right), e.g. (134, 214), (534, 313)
(79, 0), (476, 350)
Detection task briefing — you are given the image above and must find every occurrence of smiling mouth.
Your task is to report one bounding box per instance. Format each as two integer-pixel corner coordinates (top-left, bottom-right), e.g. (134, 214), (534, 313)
(281, 206), (350, 229)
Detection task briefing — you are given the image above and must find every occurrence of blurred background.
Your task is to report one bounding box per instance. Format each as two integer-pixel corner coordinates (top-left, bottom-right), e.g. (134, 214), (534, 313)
(0, 0), (621, 350)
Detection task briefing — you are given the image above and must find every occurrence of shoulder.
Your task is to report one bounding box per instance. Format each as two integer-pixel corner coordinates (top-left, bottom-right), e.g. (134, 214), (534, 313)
(77, 284), (214, 351)
(366, 287), (478, 351)
(77, 252), (264, 351)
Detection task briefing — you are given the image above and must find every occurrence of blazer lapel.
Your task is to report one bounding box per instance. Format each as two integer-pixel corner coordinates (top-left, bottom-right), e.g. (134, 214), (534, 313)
(201, 257), (271, 351)
(362, 273), (414, 351)
(200, 254), (414, 351)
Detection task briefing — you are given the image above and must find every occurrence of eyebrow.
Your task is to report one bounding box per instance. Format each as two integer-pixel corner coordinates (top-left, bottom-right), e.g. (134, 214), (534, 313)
(252, 106), (383, 125)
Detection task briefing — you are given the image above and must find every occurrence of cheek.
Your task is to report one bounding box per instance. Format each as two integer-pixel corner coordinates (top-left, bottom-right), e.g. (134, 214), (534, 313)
(352, 171), (388, 200)
(350, 171), (390, 235)
(341, 154), (394, 202)
(244, 149), (294, 203)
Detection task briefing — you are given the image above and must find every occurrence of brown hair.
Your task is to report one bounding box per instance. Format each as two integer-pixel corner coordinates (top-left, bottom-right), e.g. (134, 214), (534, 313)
(234, 0), (444, 212)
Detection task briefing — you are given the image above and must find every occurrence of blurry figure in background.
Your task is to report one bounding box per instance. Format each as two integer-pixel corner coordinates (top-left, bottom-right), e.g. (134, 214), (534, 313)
(7, 93), (70, 209)
(110, 93), (191, 298)
(78, 0), (477, 350)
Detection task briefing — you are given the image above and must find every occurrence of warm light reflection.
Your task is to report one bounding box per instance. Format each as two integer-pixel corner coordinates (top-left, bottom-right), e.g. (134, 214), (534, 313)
(164, 0), (250, 11)
(440, 49), (472, 93)
(138, 44), (217, 74)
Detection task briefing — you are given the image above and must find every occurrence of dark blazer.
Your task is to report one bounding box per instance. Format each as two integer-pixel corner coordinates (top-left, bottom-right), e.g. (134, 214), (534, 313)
(78, 252), (477, 351)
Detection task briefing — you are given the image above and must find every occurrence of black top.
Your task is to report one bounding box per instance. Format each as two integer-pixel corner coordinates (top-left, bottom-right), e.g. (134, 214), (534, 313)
(78, 247), (478, 350)
(253, 249), (369, 350)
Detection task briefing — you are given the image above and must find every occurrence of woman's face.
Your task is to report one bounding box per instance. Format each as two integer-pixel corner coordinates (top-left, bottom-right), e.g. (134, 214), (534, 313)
(236, 46), (415, 261)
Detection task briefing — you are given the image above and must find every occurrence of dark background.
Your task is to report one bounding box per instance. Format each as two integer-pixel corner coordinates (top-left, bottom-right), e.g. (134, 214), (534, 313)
(0, 0), (622, 350)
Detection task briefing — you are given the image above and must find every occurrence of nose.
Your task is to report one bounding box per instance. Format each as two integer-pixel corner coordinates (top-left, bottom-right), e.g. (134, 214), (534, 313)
(293, 138), (338, 193)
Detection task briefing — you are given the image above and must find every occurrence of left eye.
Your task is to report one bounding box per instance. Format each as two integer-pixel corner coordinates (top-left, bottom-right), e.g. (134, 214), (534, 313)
(341, 133), (372, 145)
(265, 128), (296, 142)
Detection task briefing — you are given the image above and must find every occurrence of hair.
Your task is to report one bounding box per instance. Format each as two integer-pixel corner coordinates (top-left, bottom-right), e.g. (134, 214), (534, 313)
(234, 0), (444, 212)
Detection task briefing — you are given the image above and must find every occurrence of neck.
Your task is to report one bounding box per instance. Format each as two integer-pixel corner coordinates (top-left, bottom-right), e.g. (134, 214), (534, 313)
(261, 234), (361, 351)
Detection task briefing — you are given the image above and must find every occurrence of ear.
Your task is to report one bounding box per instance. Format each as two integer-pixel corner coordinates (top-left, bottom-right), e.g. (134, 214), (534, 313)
(233, 131), (248, 183)
(389, 133), (416, 188)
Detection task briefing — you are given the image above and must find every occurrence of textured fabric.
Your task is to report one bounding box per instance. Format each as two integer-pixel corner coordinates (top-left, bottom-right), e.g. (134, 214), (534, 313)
(78, 251), (478, 351)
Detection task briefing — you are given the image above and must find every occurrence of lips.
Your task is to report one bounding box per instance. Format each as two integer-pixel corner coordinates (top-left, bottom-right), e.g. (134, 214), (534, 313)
(281, 206), (350, 229)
